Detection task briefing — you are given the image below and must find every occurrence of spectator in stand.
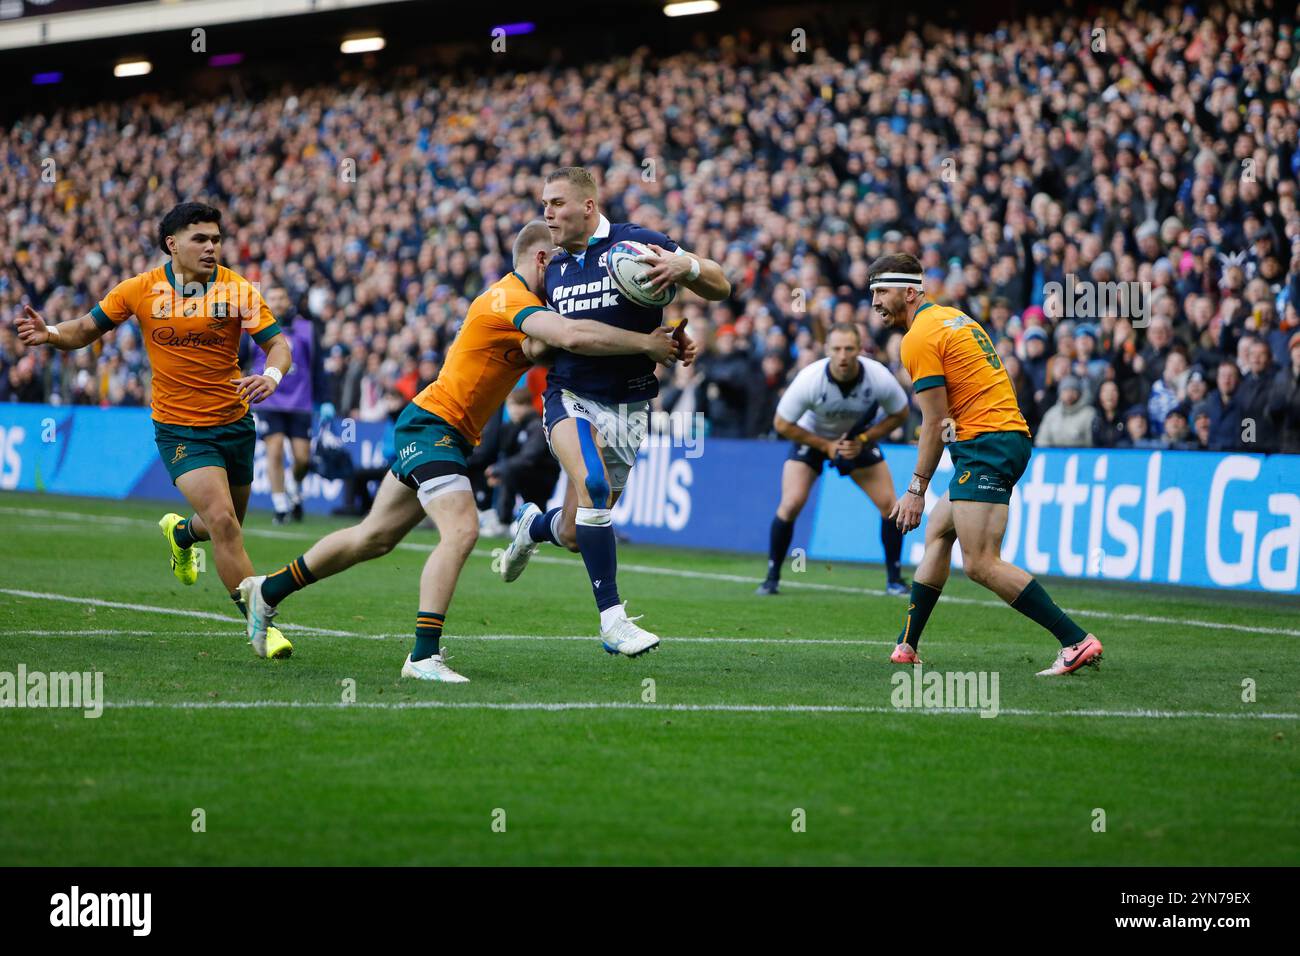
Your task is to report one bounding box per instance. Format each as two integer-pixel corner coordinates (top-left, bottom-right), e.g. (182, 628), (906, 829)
(1240, 337), (1280, 451)
(1036, 376), (1095, 448)
(1071, 324), (1108, 395)
(357, 352), (390, 422)
(1268, 332), (1300, 454)
(1191, 403), (1215, 451)
(1021, 327), (1050, 397)
(1184, 367), (1210, 408)
(1140, 318), (1176, 388)
(1092, 380), (1127, 449)
(1035, 353), (1073, 427)
(1250, 300), (1291, 366)
(1118, 405), (1162, 450)
(1206, 361), (1252, 451)
(698, 325), (758, 438)
(1111, 335), (1149, 410)
(753, 353), (789, 439)
(1147, 351), (1188, 437)
(1161, 406), (1199, 451)
(416, 351), (441, 394)
(393, 355), (421, 403)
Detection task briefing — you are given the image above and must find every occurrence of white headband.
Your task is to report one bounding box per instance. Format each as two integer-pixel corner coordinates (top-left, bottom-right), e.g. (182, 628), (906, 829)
(869, 272), (924, 289)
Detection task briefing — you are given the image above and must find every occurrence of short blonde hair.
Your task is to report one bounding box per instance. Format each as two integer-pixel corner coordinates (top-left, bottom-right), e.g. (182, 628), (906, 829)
(544, 166), (599, 201)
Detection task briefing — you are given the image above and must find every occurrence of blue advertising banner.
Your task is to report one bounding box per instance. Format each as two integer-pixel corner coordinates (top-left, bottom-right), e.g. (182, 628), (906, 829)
(3, 403), (1298, 592)
(601, 434), (1299, 594)
(0, 403), (388, 515)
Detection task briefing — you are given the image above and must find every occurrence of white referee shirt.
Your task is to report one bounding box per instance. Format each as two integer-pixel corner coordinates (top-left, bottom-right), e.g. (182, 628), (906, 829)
(775, 356), (908, 440)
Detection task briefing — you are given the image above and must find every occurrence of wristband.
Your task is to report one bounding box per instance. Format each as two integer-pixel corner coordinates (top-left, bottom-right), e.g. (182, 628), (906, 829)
(45, 325), (61, 344)
(908, 473), (930, 496)
(263, 366), (283, 386)
(678, 252), (700, 282)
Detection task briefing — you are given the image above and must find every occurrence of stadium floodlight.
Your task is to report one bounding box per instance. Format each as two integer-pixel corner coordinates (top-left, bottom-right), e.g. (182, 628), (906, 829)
(340, 34), (385, 54)
(113, 60), (152, 78)
(663, 1), (719, 16)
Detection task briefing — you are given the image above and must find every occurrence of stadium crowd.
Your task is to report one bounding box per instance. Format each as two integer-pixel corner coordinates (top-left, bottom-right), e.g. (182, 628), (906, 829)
(3, 2), (1300, 453)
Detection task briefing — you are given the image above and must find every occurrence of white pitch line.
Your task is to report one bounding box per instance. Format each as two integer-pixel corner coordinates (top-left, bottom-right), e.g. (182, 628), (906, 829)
(2, 628), (233, 636)
(0, 628), (348, 637)
(0, 505), (303, 538)
(0, 588), (357, 637)
(4, 504), (1298, 638)
(511, 555), (1300, 639)
(0, 627), (893, 646)
(99, 699), (1299, 720)
(371, 633), (902, 646)
(0, 506), (140, 526)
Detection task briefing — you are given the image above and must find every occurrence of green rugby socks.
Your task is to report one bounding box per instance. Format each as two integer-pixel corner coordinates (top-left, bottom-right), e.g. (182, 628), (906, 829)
(898, 581), (942, 649)
(412, 611), (445, 662)
(172, 516), (200, 549)
(1011, 579), (1087, 646)
(262, 555), (317, 606)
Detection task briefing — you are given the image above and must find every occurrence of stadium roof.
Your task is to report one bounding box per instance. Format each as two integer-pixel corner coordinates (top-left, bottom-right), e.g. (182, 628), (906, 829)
(0, 0), (413, 51)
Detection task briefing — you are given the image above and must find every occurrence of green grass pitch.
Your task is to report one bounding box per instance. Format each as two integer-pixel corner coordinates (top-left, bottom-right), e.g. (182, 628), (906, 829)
(0, 490), (1296, 865)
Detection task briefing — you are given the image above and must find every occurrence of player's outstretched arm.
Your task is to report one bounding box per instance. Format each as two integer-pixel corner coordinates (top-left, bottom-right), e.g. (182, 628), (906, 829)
(15, 305), (107, 351)
(519, 310), (678, 364)
(891, 386), (949, 534)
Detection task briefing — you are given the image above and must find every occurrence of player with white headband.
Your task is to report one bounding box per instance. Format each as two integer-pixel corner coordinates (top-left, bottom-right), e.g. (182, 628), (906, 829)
(869, 252), (1103, 677)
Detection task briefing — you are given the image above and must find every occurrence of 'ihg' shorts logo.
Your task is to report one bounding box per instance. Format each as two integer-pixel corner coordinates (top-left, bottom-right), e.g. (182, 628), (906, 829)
(399, 442), (417, 460)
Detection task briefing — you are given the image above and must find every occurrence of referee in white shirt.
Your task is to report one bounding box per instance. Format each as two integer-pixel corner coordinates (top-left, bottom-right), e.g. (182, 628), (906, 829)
(758, 324), (911, 596)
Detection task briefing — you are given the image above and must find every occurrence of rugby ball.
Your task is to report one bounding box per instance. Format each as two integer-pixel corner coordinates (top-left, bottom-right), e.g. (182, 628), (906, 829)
(606, 240), (678, 309)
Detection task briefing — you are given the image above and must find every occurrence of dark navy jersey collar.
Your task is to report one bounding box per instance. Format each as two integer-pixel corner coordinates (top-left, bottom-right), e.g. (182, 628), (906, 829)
(826, 357), (865, 396)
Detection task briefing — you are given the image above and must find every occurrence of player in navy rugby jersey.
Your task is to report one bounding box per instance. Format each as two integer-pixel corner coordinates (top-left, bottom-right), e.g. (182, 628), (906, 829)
(498, 166), (729, 657)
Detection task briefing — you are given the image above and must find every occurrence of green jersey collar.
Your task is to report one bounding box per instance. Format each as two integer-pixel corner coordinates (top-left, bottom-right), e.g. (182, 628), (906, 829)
(166, 261), (218, 295)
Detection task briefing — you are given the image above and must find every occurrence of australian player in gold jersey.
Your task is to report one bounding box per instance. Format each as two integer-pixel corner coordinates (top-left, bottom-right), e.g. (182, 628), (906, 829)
(15, 202), (295, 658)
(869, 253), (1103, 676)
(239, 221), (684, 681)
